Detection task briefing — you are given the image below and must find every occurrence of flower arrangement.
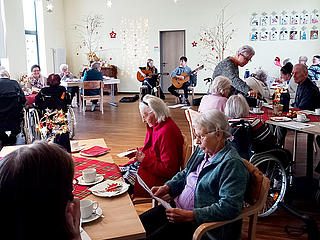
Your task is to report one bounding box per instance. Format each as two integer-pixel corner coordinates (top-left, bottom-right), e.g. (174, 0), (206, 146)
(38, 110), (69, 141)
(273, 87), (287, 104)
(17, 74), (32, 94)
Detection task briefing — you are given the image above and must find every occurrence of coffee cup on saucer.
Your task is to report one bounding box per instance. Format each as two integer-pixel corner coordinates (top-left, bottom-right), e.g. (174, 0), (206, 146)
(253, 107), (260, 113)
(297, 113), (307, 122)
(315, 108), (320, 115)
(82, 168), (96, 183)
(80, 199), (99, 219)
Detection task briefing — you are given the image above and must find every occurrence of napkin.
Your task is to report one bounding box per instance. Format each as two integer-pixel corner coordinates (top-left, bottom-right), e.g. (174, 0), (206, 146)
(80, 146), (111, 157)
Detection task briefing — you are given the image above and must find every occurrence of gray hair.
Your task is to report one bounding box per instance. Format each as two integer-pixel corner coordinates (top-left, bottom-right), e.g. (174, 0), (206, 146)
(91, 62), (101, 70)
(209, 76), (231, 95)
(139, 95), (170, 122)
(224, 94), (249, 118)
(252, 69), (267, 83)
(194, 109), (230, 139)
(0, 69), (10, 78)
(299, 56), (308, 62)
(237, 45), (255, 57)
(294, 64), (308, 75)
(59, 63), (68, 72)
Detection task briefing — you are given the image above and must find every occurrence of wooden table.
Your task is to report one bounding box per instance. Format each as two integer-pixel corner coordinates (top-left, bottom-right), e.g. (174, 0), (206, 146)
(0, 138), (146, 240)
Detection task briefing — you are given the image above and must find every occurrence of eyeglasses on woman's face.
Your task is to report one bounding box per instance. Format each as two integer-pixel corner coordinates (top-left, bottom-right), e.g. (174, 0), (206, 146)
(241, 54), (252, 63)
(194, 130), (218, 142)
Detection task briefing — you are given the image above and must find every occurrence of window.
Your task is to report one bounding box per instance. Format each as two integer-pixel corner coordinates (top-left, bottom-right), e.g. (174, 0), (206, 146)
(23, 0), (39, 72)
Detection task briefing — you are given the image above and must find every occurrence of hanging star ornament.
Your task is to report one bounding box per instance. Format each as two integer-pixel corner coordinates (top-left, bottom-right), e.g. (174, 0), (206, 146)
(106, 0), (112, 8)
(192, 41), (197, 47)
(109, 30), (117, 38)
(46, 1), (54, 13)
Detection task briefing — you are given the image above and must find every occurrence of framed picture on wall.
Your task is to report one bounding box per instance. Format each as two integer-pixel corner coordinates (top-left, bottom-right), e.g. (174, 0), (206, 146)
(311, 13), (319, 24)
(289, 30), (298, 40)
(279, 30), (289, 40)
(280, 15), (289, 25)
(250, 31), (259, 41)
(300, 14), (309, 24)
(310, 30), (318, 40)
(271, 15), (279, 25)
(260, 31), (269, 40)
(290, 14), (299, 25)
(260, 16), (269, 26)
(270, 29), (278, 40)
(250, 16), (259, 26)
(300, 30), (307, 40)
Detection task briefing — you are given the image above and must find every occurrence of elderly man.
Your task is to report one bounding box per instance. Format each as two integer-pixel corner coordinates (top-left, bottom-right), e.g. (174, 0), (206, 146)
(212, 45), (258, 98)
(308, 55), (320, 82)
(0, 69), (26, 146)
(293, 64), (320, 111)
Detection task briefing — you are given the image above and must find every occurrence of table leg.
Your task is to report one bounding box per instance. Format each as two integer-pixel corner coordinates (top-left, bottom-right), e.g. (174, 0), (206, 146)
(307, 133), (314, 181)
(108, 84), (117, 107)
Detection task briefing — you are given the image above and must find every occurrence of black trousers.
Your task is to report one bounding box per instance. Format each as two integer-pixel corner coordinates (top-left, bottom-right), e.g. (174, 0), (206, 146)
(168, 82), (190, 99)
(140, 205), (196, 240)
(67, 87), (80, 104)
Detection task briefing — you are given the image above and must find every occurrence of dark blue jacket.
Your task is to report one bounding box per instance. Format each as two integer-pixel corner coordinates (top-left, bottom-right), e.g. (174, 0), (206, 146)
(82, 69), (103, 95)
(294, 78), (320, 110)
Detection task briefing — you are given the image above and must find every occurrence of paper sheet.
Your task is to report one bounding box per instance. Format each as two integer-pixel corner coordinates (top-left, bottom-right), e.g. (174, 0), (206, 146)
(168, 104), (186, 109)
(136, 175), (172, 209)
(117, 149), (137, 158)
(278, 121), (314, 130)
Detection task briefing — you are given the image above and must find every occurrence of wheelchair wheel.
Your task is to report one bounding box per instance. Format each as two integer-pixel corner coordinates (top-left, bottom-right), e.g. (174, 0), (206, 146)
(26, 108), (41, 143)
(252, 155), (287, 217)
(23, 109), (32, 144)
(67, 107), (76, 139)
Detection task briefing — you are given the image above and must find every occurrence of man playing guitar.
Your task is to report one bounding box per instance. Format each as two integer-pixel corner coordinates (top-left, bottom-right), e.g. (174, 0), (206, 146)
(138, 59), (158, 96)
(168, 56), (197, 105)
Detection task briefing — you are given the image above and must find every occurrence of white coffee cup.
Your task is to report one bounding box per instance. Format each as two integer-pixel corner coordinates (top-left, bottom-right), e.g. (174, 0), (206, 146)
(80, 199), (99, 219)
(253, 107), (260, 113)
(71, 141), (79, 149)
(315, 108), (320, 115)
(297, 113), (307, 122)
(82, 168), (96, 183)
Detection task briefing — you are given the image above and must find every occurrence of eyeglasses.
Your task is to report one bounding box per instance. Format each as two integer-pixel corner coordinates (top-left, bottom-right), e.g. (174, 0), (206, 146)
(194, 130), (218, 141)
(241, 54), (252, 62)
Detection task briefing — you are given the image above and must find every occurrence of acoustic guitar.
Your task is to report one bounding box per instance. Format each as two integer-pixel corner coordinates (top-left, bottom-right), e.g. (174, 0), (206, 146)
(171, 65), (204, 88)
(137, 70), (157, 82)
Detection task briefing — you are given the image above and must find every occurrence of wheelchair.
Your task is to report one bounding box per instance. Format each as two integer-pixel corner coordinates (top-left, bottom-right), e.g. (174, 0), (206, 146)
(24, 92), (76, 143)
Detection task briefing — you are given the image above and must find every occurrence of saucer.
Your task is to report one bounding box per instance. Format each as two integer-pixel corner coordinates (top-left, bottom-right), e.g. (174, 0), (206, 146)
(81, 207), (103, 223)
(293, 118), (310, 123)
(71, 146), (85, 153)
(250, 110), (264, 114)
(77, 175), (104, 186)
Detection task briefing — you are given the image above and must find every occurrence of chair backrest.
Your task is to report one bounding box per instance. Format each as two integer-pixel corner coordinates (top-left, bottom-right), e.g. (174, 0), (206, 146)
(0, 93), (24, 132)
(83, 81), (103, 91)
(38, 91), (69, 113)
(185, 109), (200, 153)
(181, 134), (192, 170)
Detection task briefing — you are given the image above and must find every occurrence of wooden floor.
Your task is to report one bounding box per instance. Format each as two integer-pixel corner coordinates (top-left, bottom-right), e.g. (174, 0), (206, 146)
(74, 93), (320, 240)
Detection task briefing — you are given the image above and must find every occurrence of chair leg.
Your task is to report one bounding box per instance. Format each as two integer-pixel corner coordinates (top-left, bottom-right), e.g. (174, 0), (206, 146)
(248, 214), (257, 240)
(82, 99), (86, 115)
(101, 98), (104, 114)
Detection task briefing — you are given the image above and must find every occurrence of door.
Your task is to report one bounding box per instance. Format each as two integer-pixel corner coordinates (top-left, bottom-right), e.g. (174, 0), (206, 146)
(160, 30), (185, 93)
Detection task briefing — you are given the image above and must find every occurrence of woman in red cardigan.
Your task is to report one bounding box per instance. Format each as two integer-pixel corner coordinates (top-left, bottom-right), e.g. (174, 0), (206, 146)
(121, 95), (184, 198)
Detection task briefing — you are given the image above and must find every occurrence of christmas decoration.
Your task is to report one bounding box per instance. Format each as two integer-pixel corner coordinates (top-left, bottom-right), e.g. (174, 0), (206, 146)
(191, 41), (197, 47)
(110, 30), (117, 38)
(74, 14), (104, 61)
(17, 74), (32, 94)
(198, 6), (235, 71)
(106, 0), (112, 8)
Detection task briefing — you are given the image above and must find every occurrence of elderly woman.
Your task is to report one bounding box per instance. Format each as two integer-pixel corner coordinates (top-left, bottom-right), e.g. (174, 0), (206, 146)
(82, 62), (103, 111)
(224, 94), (249, 119)
(244, 70), (271, 101)
(198, 76), (231, 113)
(120, 95), (184, 198)
(35, 73), (69, 113)
(29, 64), (47, 90)
(0, 142), (81, 240)
(140, 109), (249, 240)
(212, 45), (258, 98)
(60, 63), (79, 107)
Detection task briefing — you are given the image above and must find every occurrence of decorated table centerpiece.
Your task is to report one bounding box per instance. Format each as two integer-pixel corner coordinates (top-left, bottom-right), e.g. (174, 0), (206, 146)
(18, 74), (32, 95)
(37, 110), (71, 152)
(273, 87), (286, 115)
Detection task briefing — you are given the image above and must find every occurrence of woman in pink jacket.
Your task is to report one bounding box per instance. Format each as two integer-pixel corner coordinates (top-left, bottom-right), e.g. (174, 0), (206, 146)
(121, 95), (184, 198)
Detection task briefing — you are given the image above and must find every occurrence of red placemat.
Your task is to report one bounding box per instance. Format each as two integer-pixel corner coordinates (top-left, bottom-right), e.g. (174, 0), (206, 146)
(25, 94), (36, 107)
(80, 146), (111, 157)
(73, 157), (122, 199)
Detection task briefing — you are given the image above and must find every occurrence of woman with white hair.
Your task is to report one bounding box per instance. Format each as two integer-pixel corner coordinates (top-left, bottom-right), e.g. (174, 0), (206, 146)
(198, 76), (231, 113)
(60, 64), (78, 107)
(140, 109), (249, 240)
(120, 95), (183, 198)
(244, 69), (271, 100)
(224, 94), (249, 119)
(212, 45), (258, 98)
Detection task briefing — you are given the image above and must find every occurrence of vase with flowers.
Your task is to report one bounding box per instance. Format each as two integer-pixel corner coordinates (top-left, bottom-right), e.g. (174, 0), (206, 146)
(17, 74), (32, 95)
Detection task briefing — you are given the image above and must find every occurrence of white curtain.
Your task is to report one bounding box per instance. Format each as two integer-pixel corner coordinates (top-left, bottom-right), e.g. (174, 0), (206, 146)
(0, 0), (6, 58)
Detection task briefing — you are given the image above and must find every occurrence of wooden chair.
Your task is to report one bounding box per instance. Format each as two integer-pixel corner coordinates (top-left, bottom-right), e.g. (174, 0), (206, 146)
(80, 81), (104, 115)
(192, 160), (270, 240)
(185, 109), (200, 153)
(176, 86), (195, 105)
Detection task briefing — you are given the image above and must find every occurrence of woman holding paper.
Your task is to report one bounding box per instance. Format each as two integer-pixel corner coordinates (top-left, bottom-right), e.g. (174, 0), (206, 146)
(120, 94), (183, 198)
(140, 109), (249, 240)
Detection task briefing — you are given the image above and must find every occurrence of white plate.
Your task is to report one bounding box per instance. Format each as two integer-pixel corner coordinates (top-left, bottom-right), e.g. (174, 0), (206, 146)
(249, 110), (264, 114)
(71, 146), (85, 153)
(270, 117), (292, 122)
(89, 180), (129, 197)
(293, 118), (310, 123)
(81, 207), (103, 223)
(77, 175), (104, 186)
(80, 151), (109, 157)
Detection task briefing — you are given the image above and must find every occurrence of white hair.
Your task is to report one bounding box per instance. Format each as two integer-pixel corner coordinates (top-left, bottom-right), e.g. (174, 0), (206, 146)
(252, 69), (267, 83)
(224, 94), (249, 118)
(139, 95), (170, 123)
(0, 69), (10, 78)
(91, 62), (101, 70)
(210, 76), (231, 95)
(237, 45), (255, 57)
(299, 56), (308, 62)
(194, 109), (230, 139)
(59, 63), (68, 72)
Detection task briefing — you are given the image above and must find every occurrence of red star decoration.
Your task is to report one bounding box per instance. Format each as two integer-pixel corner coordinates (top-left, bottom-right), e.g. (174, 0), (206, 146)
(192, 41), (197, 47)
(109, 57), (112, 60)
(109, 31), (117, 38)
